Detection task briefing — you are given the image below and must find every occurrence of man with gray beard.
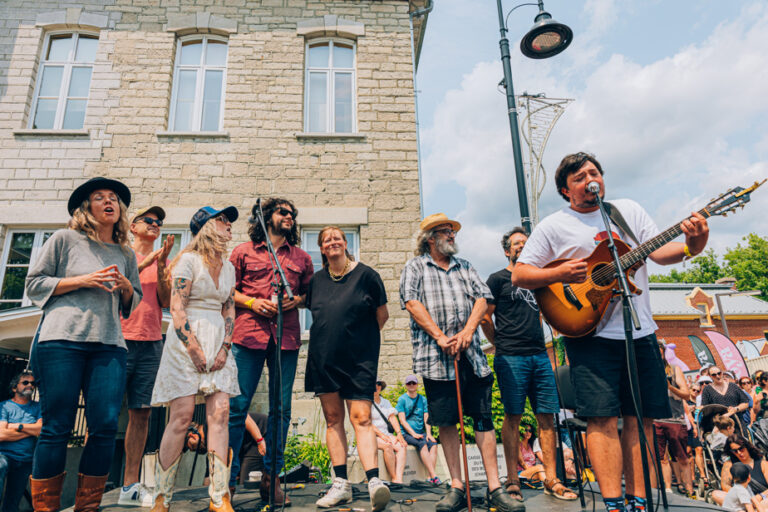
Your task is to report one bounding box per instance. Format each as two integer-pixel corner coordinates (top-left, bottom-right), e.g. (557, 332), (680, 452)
(400, 214), (523, 512)
(0, 371), (42, 512)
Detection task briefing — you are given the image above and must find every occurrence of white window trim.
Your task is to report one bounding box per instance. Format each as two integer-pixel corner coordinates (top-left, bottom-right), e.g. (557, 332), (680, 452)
(299, 226), (360, 334)
(168, 34), (229, 132)
(303, 38), (357, 134)
(0, 229), (56, 309)
(28, 31), (99, 130)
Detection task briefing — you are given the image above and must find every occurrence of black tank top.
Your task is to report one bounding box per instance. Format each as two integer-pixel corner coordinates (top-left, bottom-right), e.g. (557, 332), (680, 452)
(748, 458), (768, 494)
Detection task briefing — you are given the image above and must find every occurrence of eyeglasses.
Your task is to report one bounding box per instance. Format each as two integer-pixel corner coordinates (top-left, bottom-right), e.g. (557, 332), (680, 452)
(691, 388), (700, 393)
(435, 228), (456, 237)
(20, 380), (36, 387)
(731, 445), (747, 453)
(215, 215), (231, 224)
(710, 371), (722, 377)
(277, 207), (294, 218)
(138, 217), (163, 227)
(741, 381), (753, 386)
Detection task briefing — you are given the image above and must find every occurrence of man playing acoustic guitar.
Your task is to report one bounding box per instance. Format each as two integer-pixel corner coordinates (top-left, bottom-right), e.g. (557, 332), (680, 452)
(512, 152), (709, 512)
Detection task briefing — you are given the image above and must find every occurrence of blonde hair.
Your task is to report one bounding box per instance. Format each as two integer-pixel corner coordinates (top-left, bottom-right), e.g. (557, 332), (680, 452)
(68, 197), (131, 247)
(317, 226), (354, 269)
(169, 219), (228, 275)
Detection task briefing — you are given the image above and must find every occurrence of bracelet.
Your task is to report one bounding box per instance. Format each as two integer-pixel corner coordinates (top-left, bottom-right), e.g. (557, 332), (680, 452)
(244, 297), (255, 310)
(223, 342), (232, 352)
(255, 437), (264, 443)
(683, 244), (693, 258)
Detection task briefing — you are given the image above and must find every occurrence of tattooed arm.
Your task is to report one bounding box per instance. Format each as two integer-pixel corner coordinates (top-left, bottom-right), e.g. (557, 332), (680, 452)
(171, 277), (207, 372)
(211, 287), (235, 372)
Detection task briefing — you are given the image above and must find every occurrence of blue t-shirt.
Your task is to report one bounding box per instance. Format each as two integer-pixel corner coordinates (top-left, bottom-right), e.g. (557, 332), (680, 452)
(396, 393), (427, 435)
(0, 400), (41, 462)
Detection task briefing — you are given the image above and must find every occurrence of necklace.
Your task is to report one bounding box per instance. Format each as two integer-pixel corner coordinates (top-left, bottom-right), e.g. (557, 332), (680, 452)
(328, 259), (350, 282)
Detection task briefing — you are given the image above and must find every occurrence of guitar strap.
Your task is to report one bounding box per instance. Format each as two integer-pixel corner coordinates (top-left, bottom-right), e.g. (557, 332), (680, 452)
(605, 202), (640, 247)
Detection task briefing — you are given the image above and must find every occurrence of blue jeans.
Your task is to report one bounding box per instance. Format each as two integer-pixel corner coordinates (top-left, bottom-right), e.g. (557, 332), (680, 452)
(228, 342), (298, 485)
(0, 454), (32, 512)
(494, 352), (560, 415)
(30, 340), (126, 478)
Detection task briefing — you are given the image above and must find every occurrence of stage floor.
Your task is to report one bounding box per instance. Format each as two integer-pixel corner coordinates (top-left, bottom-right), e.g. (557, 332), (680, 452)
(88, 482), (725, 512)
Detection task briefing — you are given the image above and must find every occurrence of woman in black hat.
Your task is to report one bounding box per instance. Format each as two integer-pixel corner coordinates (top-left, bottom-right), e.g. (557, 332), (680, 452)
(25, 177), (143, 511)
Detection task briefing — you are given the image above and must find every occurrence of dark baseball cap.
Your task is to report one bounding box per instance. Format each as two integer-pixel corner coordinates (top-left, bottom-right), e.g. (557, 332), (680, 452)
(190, 206), (238, 235)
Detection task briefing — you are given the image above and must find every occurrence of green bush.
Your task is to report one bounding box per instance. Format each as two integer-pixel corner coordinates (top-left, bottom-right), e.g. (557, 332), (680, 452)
(282, 433), (332, 483)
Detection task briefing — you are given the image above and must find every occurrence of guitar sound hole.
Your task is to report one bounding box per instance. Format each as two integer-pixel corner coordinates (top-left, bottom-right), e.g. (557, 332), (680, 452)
(591, 263), (615, 287)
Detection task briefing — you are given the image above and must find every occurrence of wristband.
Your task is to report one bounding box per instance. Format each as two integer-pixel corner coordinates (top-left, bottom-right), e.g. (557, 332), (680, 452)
(683, 244), (693, 258)
(255, 437), (264, 443)
(223, 342), (232, 352)
(244, 298), (256, 310)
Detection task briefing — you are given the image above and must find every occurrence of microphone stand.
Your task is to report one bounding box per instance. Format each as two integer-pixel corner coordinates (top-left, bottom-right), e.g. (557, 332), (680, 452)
(591, 187), (662, 510)
(253, 202), (294, 509)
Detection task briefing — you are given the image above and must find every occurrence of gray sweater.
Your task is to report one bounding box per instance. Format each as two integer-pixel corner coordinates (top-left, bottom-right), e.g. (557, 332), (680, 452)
(25, 229), (142, 348)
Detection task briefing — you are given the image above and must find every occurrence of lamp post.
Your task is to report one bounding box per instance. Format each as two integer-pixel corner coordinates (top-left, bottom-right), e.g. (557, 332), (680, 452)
(714, 289), (761, 339)
(496, 0), (572, 233)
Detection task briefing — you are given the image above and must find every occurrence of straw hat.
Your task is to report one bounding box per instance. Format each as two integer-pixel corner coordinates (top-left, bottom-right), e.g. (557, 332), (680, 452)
(419, 213), (461, 233)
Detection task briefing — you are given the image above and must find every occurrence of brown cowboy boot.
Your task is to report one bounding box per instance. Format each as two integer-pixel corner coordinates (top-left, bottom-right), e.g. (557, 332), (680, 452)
(30, 472), (65, 512)
(74, 474), (108, 512)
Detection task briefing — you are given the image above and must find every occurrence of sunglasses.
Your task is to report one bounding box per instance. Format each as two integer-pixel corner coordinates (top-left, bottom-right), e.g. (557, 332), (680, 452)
(277, 207), (294, 218)
(435, 228), (456, 237)
(405, 382), (418, 386)
(731, 445), (747, 453)
(215, 215), (231, 224)
(20, 380), (36, 387)
(741, 381), (752, 386)
(710, 371), (722, 377)
(138, 217), (163, 227)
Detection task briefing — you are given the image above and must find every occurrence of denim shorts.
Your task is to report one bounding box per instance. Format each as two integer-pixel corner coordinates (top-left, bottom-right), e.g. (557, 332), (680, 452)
(125, 339), (162, 409)
(494, 351), (560, 416)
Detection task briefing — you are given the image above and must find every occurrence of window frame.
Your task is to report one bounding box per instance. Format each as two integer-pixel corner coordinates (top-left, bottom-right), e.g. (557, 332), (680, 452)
(153, 229), (193, 262)
(303, 38), (357, 134)
(28, 31), (99, 130)
(168, 34), (229, 132)
(0, 229), (57, 310)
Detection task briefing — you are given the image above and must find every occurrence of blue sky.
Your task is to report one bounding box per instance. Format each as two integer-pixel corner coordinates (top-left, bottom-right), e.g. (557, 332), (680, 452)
(415, 0), (768, 279)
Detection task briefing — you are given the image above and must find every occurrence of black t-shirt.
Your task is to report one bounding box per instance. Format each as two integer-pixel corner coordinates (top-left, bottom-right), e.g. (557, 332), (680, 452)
(304, 262), (387, 391)
(486, 268), (545, 356)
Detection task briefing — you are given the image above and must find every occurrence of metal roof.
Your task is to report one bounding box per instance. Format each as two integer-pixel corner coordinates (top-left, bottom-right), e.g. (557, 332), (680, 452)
(649, 283), (768, 316)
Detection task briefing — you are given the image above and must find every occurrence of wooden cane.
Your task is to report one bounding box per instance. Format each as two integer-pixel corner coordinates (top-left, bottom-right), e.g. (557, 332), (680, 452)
(453, 357), (472, 512)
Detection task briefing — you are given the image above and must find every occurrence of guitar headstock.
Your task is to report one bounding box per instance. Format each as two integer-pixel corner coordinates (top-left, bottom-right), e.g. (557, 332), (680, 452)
(704, 179), (766, 217)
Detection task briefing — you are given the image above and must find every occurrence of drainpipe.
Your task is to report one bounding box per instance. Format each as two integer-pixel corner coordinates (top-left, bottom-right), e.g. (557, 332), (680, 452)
(409, 0), (433, 217)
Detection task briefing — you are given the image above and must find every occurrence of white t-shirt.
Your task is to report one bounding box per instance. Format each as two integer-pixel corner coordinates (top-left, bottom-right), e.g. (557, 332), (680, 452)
(723, 483), (753, 511)
(372, 397), (397, 434)
(518, 199), (660, 339)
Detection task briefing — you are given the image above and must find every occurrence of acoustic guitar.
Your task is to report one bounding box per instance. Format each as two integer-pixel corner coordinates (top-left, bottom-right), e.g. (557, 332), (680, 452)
(535, 180), (765, 337)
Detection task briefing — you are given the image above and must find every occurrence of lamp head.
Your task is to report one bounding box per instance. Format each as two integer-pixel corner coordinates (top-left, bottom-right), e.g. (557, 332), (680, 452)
(520, 10), (573, 59)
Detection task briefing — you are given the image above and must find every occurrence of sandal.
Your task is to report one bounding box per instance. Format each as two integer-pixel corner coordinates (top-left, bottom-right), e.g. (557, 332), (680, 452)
(543, 478), (578, 501)
(504, 479), (524, 502)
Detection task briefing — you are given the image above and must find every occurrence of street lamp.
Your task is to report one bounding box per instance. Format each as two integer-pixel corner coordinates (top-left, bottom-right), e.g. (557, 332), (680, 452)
(496, 0), (572, 233)
(714, 289), (762, 339)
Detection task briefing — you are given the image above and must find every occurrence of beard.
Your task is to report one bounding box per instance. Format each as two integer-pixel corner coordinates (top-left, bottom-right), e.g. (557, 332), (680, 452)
(435, 237), (459, 256)
(19, 389), (34, 399)
(269, 217), (292, 237)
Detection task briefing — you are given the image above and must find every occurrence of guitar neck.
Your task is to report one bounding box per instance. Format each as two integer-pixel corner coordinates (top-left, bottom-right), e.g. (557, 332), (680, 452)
(619, 207), (711, 268)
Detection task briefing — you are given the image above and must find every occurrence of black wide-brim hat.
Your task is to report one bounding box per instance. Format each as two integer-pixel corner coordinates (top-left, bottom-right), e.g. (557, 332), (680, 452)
(68, 177), (131, 215)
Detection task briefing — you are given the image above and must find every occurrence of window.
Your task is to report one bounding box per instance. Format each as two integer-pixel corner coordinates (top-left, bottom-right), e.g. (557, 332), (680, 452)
(304, 39), (356, 133)
(169, 35), (228, 132)
(30, 33), (98, 130)
(154, 230), (192, 261)
(300, 228), (360, 331)
(0, 230), (55, 310)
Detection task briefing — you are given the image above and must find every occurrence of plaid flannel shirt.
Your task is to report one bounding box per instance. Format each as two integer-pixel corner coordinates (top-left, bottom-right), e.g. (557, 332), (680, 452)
(399, 254), (493, 381)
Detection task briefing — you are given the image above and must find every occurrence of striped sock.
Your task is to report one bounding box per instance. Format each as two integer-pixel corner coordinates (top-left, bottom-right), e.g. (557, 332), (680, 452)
(603, 496), (625, 512)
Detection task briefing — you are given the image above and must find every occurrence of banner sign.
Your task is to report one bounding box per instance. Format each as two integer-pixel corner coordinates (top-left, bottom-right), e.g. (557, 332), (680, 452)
(688, 335), (716, 368)
(704, 330), (750, 379)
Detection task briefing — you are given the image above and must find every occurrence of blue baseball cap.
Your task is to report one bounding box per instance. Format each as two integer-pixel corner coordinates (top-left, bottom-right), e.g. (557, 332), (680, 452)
(190, 206), (238, 235)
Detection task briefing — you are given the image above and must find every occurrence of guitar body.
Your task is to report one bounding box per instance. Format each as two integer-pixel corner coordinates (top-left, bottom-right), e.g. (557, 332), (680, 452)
(534, 238), (639, 338)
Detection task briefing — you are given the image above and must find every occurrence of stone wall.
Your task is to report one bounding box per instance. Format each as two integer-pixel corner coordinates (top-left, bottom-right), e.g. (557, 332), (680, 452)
(0, 1), (423, 420)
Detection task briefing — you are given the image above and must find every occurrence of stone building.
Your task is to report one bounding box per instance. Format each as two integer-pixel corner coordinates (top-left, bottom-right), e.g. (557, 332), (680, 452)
(0, 0), (430, 419)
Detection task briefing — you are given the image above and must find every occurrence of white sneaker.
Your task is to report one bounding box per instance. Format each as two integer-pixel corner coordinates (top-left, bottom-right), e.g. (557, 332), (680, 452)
(316, 477), (353, 508)
(118, 483), (153, 507)
(368, 477), (391, 511)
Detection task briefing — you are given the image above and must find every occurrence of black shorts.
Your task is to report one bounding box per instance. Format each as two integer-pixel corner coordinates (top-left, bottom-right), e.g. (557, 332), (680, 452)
(563, 333), (671, 418)
(125, 339), (163, 409)
(423, 357), (494, 431)
(687, 428), (702, 448)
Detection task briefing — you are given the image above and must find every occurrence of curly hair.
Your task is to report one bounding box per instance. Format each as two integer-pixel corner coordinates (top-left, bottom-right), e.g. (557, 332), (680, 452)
(248, 197), (300, 246)
(554, 152), (604, 202)
(9, 370), (34, 395)
(501, 227), (527, 252)
(169, 219), (229, 274)
(415, 228), (435, 256)
(317, 226), (355, 269)
(68, 197), (131, 247)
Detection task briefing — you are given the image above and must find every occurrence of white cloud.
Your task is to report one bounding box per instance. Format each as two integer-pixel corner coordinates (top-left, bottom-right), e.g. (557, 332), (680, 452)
(422, 2), (768, 278)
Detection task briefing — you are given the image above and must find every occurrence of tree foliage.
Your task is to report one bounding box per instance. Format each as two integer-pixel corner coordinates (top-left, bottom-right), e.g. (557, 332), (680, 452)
(649, 233), (768, 300)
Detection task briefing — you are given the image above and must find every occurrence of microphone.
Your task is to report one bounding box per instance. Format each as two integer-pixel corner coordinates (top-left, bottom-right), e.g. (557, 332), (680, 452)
(587, 181), (601, 194)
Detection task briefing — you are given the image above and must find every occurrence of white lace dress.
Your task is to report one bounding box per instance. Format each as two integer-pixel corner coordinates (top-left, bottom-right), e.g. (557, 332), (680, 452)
(151, 252), (240, 405)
